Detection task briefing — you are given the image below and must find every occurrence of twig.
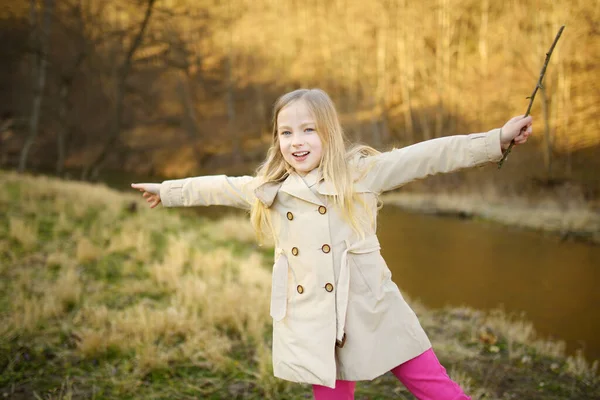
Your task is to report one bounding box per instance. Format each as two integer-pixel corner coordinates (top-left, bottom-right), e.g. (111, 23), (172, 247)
(497, 25), (565, 169)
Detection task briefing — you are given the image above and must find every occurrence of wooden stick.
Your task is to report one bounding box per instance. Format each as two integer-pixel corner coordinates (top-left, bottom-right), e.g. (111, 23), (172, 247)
(497, 25), (565, 169)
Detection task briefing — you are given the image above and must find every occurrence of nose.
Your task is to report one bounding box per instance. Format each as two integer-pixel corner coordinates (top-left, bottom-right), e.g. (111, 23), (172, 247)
(291, 133), (304, 147)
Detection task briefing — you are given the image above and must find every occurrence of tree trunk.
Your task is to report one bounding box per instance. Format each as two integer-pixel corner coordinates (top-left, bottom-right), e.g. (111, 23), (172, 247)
(177, 71), (210, 169)
(434, 0), (447, 138)
(0, 114), (14, 166)
(82, 0), (156, 180)
(19, 0), (54, 173)
(375, 18), (389, 145)
(226, 1), (242, 166)
(57, 2), (86, 176)
(397, 0), (415, 144)
(56, 82), (68, 176)
(478, 0), (489, 131)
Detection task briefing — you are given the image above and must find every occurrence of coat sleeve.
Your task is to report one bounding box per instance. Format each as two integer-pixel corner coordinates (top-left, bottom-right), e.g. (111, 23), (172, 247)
(360, 128), (504, 194)
(159, 175), (258, 209)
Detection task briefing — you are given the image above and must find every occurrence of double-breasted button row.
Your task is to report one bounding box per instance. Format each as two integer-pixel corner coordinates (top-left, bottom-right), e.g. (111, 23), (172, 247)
(290, 244), (329, 256)
(296, 283), (333, 294)
(286, 206), (327, 221)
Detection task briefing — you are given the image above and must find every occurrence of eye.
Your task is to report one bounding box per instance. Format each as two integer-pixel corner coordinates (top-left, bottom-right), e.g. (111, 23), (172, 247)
(280, 130), (291, 136)
(305, 127), (315, 133)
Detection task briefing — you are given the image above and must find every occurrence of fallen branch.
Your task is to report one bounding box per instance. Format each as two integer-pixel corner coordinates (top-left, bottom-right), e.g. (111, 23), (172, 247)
(498, 25), (565, 169)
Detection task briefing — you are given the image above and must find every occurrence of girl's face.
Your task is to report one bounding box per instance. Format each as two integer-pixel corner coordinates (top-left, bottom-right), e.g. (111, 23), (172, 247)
(277, 99), (323, 176)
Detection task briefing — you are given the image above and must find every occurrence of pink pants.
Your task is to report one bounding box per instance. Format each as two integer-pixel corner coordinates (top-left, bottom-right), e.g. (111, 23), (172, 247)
(312, 349), (470, 400)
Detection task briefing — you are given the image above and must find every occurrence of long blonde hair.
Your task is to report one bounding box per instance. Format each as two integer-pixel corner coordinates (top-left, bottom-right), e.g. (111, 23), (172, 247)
(250, 88), (379, 242)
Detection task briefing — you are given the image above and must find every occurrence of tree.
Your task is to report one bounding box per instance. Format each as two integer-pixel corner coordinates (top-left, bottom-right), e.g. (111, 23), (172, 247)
(19, 0), (54, 172)
(55, 0), (87, 176)
(82, 0), (156, 180)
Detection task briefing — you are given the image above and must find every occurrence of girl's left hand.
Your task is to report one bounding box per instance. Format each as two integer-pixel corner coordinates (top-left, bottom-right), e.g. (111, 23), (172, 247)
(500, 115), (533, 150)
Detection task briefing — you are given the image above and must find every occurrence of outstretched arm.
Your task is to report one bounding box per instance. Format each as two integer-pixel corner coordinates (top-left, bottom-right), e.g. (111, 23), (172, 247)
(360, 116), (532, 194)
(132, 175), (259, 210)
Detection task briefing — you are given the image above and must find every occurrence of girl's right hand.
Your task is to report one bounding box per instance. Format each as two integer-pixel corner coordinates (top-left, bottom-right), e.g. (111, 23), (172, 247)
(131, 183), (161, 208)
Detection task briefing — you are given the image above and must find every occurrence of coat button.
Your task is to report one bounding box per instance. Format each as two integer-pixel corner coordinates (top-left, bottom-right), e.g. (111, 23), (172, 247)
(321, 244), (331, 253)
(297, 285), (304, 294)
(325, 283), (334, 292)
(291, 247), (299, 256)
(286, 211), (294, 220)
(318, 206), (327, 215)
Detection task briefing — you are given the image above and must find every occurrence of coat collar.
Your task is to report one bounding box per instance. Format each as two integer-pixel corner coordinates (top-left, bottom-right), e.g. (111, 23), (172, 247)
(254, 169), (325, 208)
(254, 166), (371, 208)
(280, 170), (325, 206)
(301, 167), (321, 188)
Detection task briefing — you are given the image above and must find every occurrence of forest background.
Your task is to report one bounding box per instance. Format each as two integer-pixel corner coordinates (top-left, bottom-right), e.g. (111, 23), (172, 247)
(0, 0), (599, 205)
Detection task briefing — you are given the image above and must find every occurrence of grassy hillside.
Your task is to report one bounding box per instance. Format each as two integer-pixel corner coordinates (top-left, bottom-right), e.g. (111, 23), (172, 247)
(0, 171), (598, 399)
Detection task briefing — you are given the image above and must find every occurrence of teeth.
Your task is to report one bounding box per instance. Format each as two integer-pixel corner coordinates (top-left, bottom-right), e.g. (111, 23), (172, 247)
(293, 151), (309, 156)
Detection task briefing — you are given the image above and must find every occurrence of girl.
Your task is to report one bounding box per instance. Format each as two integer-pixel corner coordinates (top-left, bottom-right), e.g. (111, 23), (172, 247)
(132, 88), (533, 399)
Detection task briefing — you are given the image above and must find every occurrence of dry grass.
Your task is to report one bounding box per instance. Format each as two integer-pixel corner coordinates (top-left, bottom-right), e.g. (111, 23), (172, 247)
(447, 368), (495, 400)
(0, 170), (285, 398)
(8, 217), (38, 250)
(567, 350), (600, 382)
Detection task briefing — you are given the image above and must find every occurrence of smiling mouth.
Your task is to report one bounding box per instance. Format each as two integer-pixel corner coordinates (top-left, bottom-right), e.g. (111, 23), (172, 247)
(292, 151), (310, 158)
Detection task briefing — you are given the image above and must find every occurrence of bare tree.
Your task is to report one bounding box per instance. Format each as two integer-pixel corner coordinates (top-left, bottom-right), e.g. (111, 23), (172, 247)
(373, 9), (389, 147)
(0, 112), (15, 165)
(434, 0), (450, 138)
(82, 0), (156, 180)
(225, 0), (242, 165)
(19, 0), (55, 172)
(396, 0), (415, 144)
(56, 0), (87, 176)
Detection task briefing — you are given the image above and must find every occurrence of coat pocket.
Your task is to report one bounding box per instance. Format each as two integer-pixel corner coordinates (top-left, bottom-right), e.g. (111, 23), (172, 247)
(270, 252), (288, 321)
(348, 250), (386, 299)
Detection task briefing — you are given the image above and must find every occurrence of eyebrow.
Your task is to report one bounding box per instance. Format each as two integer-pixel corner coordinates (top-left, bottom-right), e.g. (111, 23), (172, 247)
(277, 122), (316, 130)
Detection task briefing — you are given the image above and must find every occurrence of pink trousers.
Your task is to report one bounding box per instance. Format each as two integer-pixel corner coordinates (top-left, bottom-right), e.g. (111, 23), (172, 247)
(312, 349), (470, 400)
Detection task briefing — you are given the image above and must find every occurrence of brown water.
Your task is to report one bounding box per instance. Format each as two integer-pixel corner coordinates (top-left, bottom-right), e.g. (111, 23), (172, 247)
(376, 206), (600, 363)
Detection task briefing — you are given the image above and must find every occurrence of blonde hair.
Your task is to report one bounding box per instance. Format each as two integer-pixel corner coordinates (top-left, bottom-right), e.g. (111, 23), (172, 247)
(250, 88), (379, 243)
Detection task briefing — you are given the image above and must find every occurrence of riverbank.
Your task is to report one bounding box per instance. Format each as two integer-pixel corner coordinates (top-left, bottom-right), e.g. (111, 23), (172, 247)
(0, 170), (598, 399)
(381, 191), (600, 245)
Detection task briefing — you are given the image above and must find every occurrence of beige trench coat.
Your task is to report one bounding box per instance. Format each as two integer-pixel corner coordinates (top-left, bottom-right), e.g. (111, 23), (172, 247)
(160, 129), (504, 388)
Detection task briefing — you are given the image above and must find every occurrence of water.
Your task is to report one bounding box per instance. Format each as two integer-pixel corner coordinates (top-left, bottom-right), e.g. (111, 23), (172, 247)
(376, 206), (600, 362)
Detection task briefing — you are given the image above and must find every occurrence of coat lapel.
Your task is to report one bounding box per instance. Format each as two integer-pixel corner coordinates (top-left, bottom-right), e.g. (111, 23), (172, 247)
(280, 171), (325, 206)
(254, 179), (284, 207)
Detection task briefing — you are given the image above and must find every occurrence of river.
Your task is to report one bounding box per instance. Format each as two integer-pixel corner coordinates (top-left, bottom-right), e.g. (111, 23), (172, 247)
(376, 206), (600, 363)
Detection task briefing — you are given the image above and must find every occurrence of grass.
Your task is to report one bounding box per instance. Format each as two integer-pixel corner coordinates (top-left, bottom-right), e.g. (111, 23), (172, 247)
(0, 170), (598, 399)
